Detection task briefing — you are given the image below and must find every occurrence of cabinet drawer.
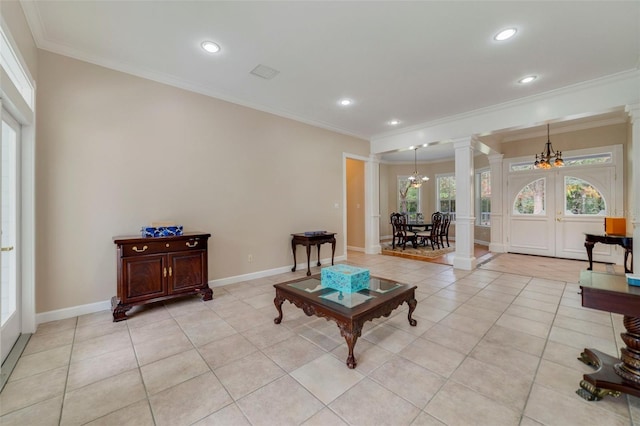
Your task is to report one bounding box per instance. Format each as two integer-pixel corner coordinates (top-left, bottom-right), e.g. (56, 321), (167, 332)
(120, 238), (207, 257)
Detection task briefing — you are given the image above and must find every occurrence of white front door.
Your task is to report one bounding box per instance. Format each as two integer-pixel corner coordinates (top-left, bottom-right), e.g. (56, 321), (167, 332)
(507, 161), (621, 264)
(1, 111), (21, 363)
(554, 167), (617, 261)
(507, 171), (556, 257)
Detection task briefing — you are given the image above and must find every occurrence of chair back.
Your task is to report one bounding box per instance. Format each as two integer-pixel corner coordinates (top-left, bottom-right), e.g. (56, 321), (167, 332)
(440, 214), (452, 236)
(390, 212), (408, 237)
(430, 212), (443, 238)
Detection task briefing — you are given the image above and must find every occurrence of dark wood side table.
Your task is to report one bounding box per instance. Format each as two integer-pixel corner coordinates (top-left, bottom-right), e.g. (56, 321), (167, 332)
(291, 233), (336, 276)
(577, 270), (640, 400)
(584, 233), (633, 273)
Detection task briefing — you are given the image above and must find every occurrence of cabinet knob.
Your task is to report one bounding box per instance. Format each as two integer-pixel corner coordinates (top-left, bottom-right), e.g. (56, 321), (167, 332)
(132, 245), (148, 253)
(163, 267), (167, 277)
(169, 267), (172, 277)
(186, 241), (198, 248)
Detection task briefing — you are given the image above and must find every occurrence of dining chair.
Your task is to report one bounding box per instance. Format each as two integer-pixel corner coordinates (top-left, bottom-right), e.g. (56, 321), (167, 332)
(439, 214), (452, 247)
(416, 212), (442, 250)
(390, 212), (416, 250)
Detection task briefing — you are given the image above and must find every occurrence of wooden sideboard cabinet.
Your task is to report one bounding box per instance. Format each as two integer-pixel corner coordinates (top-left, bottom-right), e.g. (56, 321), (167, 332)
(112, 232), (212, 321)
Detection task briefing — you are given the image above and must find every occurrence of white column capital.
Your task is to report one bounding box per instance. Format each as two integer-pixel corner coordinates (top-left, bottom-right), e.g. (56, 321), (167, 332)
(488, 153), (504, 164)
(626, 103), (640, 123)
(452, 136), (473, 150)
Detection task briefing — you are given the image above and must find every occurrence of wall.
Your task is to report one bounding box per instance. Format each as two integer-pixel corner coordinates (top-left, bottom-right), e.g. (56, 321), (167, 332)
(36, 51), (369, 313)
(1, 1), (38, 80)
(346, 158), (364, 249)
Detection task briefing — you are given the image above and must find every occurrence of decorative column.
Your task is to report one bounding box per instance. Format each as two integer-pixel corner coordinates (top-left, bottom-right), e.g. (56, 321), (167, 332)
(627, 104), (640, 274)
(365, 154), (381, 254)
(453, 137), (477, 270)
(488, 153), (506, 253)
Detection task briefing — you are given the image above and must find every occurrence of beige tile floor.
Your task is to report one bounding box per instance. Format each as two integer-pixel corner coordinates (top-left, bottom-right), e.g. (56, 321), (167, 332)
(1, 252), (638, 425)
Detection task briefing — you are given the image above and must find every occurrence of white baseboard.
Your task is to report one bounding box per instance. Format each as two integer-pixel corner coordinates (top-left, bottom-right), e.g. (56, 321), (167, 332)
(346, 245), (365, 252)
(36, 300), (112, 326)
(35, 255), (348, 324)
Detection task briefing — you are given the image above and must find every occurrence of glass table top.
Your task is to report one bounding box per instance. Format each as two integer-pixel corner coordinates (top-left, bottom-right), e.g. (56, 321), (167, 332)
(286, 277), (404, 308)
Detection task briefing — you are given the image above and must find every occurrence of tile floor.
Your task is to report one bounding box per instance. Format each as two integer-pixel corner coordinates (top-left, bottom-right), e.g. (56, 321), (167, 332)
(1, 252), (638, 425)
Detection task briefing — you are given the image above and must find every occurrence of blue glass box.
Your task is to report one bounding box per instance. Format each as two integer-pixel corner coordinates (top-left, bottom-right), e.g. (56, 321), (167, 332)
(141, 226), (183, 238)
(321, 265), (370, 294)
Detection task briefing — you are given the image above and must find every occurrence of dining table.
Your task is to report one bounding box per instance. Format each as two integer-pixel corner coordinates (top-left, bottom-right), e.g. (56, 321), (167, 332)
(406, 222), (432, 232)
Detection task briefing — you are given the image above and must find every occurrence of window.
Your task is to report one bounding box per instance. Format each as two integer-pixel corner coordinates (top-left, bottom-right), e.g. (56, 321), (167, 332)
(397, 176), (420, 214)
(510, 153), (612, 172)
(565, 176), (606, 215)
(477, 169), (491, 226)
(1, 26), (34, 109)
(436, 175), (456, 220)
(513, 178), (546, 215)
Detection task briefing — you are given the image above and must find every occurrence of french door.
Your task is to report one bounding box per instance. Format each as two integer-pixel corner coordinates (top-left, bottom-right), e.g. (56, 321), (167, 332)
(1, 111), (21, 364)
(507, 165), (621, 263)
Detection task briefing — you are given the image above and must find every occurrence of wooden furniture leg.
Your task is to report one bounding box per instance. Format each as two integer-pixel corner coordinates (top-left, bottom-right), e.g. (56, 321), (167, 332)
(585, 240), (595, 270)
(577, 315), (640, 400)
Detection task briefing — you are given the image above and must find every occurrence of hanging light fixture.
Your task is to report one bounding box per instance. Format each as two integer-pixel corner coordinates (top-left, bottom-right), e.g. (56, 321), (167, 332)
(534, 124), (564, 169)
(408, 148), (429, 188)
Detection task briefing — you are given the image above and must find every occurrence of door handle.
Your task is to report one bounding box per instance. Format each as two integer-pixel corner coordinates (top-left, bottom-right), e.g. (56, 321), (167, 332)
(1, 246), (14, 252)
(557, 218), (562, 222)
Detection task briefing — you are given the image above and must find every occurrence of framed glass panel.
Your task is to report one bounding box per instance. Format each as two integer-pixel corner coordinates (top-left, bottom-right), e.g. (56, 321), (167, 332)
(565, 176), (606, 215)
(513, 178), (546, 215)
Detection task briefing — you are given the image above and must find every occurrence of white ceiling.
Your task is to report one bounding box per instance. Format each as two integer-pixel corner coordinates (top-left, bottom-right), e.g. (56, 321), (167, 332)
(20, 1), (640, 161)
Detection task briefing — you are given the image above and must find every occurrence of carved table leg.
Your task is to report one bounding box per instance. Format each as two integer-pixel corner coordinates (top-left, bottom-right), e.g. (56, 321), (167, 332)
(316, 244), (322, 267)
(291, 239), (298, 272)
(306, 244), (312, 276)
(273, 295), (285, 324)
(339, 322), (363, 369)
(198, 286), (213, 301)
(111, 296), (132, 322)
(330, 238), (336, 265)
(585, 240), (595, 271)
(576, 316), (640, 401)
(407, 297), (417, 326)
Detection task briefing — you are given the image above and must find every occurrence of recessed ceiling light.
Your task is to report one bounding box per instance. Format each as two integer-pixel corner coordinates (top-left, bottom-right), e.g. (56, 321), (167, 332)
(518, 75), (537, 84)
(494, 28), (517, 41)
(338, 98), (353, 106)
(388, 119), (400, 126)
(201, 41), (220, 53)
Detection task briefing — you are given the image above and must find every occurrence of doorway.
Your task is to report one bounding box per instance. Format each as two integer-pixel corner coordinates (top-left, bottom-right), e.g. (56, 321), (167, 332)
(507, 154), (622, 264)
(1, 110), (21, 363)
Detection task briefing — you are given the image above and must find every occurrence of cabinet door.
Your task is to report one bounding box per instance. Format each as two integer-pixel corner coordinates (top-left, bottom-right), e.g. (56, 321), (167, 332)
(168, 250), (206, 294)
(121, 254), (166, 303)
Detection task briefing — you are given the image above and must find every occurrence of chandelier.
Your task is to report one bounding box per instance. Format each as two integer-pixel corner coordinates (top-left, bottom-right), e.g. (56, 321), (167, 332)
(534, 124), (564, 169)
(408, 148), (429, 188)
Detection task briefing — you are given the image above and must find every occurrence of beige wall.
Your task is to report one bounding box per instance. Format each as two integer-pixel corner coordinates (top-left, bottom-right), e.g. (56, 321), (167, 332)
(346, 158), (365, 249)
(1, 1), (38, 80)
(36, 50), (368, 313)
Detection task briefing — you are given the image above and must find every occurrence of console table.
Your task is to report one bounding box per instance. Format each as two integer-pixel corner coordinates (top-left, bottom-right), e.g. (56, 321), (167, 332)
(112, 233), (211, 321)
(584, 233), (633, 273)
(577, 270), (640, 400)
(291, 233), (336, 276)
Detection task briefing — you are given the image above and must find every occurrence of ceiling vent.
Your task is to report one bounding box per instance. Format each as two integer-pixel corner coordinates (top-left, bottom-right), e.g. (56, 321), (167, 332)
(250, 64), (280, 80)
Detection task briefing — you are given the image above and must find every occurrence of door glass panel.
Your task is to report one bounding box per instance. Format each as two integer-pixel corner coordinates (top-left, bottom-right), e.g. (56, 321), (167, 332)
(564, 176), (606, 215)
(513, 178), (546, 215)
(1, 120), (17, 326)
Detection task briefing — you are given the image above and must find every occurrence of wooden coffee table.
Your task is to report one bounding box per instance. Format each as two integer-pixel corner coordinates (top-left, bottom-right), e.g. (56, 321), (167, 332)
(273, 274), (417, 368)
